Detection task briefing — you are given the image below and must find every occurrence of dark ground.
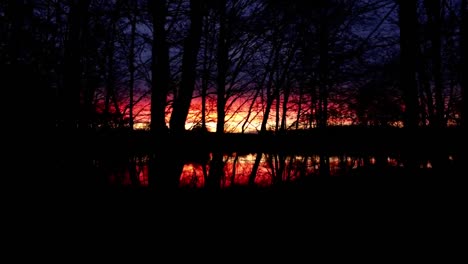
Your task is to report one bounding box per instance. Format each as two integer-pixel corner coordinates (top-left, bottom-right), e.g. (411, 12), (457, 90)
(13, 126), (462, 256)
(13, 169), (463, 260)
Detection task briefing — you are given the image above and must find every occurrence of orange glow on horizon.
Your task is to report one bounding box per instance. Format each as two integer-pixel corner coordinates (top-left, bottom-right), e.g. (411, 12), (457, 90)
(110, 92), (360, 131)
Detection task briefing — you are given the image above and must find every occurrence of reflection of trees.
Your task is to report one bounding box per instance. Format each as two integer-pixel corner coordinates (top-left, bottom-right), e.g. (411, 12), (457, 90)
(3, 0), (464, 189)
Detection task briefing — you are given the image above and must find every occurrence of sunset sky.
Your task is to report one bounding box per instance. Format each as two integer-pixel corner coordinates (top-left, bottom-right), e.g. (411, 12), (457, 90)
(110, 91), (357, 132)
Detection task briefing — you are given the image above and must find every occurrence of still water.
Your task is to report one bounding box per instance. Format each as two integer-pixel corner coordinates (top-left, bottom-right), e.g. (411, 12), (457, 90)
(101, 152), (424, 188)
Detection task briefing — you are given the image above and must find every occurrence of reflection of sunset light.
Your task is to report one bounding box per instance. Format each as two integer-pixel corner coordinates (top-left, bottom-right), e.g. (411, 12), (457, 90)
(139, 165), (149, 186)
(107, 153), (413, 187)
(387, 157), (398, 166)
(426, 162), (432, 169)
(180, 163), (205, 187)
(134, 122), (149, 130)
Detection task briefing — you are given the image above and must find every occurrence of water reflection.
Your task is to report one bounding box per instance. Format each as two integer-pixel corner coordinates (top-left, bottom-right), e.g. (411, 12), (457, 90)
(95, 152), (447, 188)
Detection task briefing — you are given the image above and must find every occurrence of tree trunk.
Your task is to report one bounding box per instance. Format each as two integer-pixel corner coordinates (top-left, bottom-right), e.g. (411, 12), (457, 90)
(104, 17), (122, 127)
(281, 79), (291, 131)
(417, 54), (436, 126)
(425, 0), (445, 128)
(208, 0), (228, 189)
(148, 0), (172, 190)
(275, 83), (281, 132)
(169, 0), (204, 133)
(62, 0), (90, 130)
(129, 0), (137, 131)
(398, 0), (419, 173)
(248, 45), (280, 187)
(296, 82), (303, 130)
(59, 0), (91, 188)
(151, 0), (170, 133)
(201, 16), (210, 130)
(151, 0), (204, 189)
(249, 40), (297, 185)
(318, 10), (330, 176)
(241, 45), (275, 133)
(128, 0), (138, 187)
(462, 0), (468, 128)
(398, 0), (419, 129)
(215, 1), (228, 135)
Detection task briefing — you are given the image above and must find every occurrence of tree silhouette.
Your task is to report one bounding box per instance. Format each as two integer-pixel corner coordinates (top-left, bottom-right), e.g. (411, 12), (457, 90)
(398, 0), (419, 129)
(3, 0), (462, 190)
(462, 0), (468, 128)
(150, 0), (171, 133)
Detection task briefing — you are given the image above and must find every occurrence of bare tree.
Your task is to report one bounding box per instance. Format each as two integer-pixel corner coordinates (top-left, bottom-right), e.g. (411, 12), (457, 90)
(169, 0), (205, 133)
(462, 0), (468, 128)
(424, 0), (446, 127)
(62, 0), (91, 129)
(128, 0), (138, 130)
(150, 0), (171, 133)
(398, 0), (419, 128)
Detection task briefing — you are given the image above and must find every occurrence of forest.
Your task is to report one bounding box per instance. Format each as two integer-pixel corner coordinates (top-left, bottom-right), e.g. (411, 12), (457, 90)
(2, 0), (466, 192)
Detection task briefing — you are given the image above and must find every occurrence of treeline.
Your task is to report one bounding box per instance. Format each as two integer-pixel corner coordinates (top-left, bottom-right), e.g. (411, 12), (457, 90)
(1, 0), (466, 132)
(2, 1), (466, 189)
